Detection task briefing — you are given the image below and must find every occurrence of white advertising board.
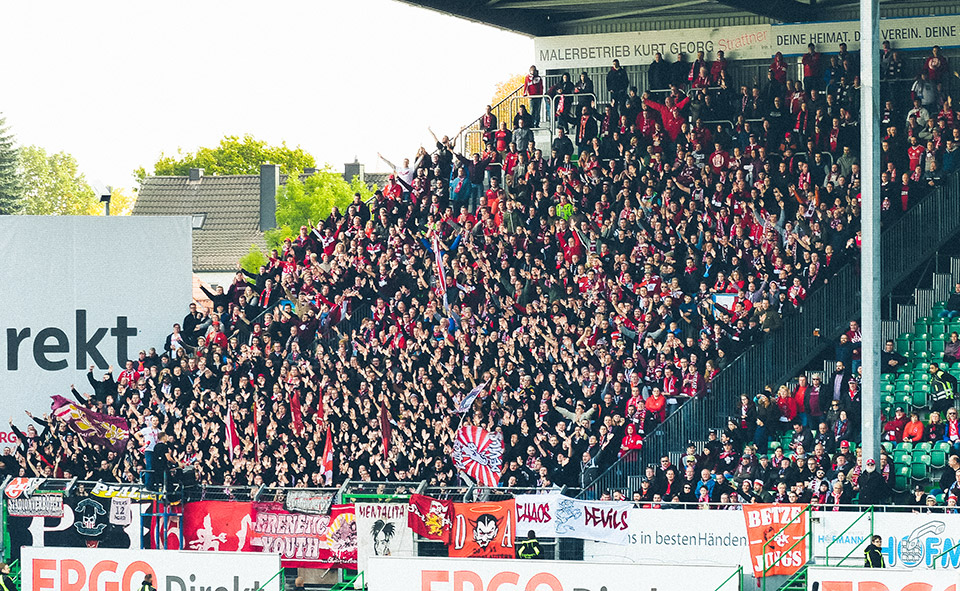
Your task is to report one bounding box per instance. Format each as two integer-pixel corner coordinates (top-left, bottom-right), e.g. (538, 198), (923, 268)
(367, 556), (740, 591)
(806, 566), (960, 591)
(22, 546), (282, 591)
(515, 493), (634, 545)
(534, 15), (960, 69)
(583, 508), (752, 568)
(0, 216), (191, 444)
(773, 16), (960, 56)
(535, 24), (773, 69)
(815, 512), (960, 569)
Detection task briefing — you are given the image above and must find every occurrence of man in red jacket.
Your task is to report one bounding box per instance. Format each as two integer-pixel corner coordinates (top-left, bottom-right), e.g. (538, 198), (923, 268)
(802, 43), (822, 91)
(642, 92), (690, 141)
(523, 65), (544, 127)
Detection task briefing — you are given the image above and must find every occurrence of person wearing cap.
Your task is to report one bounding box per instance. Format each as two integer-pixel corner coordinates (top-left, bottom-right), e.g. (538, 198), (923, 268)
(882, 407), (908, 441)
(858, 457), (888, 506)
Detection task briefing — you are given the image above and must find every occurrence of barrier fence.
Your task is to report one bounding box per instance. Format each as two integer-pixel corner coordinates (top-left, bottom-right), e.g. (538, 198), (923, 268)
(583, 171), (960, 498)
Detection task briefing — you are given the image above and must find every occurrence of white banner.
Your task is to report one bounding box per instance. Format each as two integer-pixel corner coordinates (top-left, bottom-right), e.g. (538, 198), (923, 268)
(806, 566), (959, 591)
(534, 15), (960, 69)
(355, 503), (415, 575)
(22, 546), (282, 591)
(515, 493), (634, 545)
(367, 556), (740, 591)
(583, 508), (752, 567)
(0, 216), (191, 446)
(815, 512), (960, 569)
(535, 25), (772, 69)
(773, 16), (960, 56)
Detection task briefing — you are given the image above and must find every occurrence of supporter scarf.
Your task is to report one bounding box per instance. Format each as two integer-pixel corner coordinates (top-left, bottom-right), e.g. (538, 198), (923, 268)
(321, 426), (334, 485)
(290, 389), (304, 436)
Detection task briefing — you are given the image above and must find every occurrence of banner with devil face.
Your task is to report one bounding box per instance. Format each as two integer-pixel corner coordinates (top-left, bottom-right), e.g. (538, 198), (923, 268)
(448, 501), (516, 559)
(6, 495), (141, 561)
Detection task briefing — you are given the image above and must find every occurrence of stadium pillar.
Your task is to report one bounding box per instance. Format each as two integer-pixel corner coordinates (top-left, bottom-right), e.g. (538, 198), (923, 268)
(859, 0), (881, 466)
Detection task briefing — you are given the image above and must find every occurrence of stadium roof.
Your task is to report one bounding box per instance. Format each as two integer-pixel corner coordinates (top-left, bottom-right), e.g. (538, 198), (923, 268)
(397, 0), (941, 36)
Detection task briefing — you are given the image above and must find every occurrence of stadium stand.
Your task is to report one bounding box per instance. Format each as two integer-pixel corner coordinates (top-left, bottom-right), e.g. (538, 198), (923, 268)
(7, 41), (960, 512)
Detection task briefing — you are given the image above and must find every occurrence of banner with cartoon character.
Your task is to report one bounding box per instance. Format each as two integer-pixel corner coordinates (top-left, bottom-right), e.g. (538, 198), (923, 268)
(5, 495), (141, 561)
(355, 503), (414, 574)
(250, 502), (357, 568)
(448, 501), (516, 559)
(515, 493), (633, 545)
(182, 500), (256, 552)
(743, 504), (808, 577)
(408, 493), (454, 542)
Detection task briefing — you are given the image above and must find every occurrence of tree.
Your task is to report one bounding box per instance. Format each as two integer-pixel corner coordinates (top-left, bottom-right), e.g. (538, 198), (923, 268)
(0, 114), (22, 214)
(263, 168), (375, 250)
(491, 73), (526, 106)
(17, 146), (98, 216)
(136, 134), (316, 182)
(239, 244), (267, 274)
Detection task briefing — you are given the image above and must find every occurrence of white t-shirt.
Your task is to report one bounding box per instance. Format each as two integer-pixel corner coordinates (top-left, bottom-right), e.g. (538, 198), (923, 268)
(138, 426), (159, 452)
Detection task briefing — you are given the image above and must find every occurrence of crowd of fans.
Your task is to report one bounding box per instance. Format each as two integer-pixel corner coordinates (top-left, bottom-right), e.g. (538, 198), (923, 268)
(4, 41), (960, 509)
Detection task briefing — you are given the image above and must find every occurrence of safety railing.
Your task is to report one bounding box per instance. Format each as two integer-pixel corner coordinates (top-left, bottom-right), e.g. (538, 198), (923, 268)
(581, 170), (960, 498)
(762, 505), (812, 591)
(824, 506), (875, 567)
(933, 538), (960, 570)
(253, 569), (286, 591)
(458, 84), (526, 156)
(714, 565), (743, 591)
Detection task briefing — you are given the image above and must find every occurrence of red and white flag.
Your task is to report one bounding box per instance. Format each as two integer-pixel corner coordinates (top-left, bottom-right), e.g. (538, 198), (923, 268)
(321, 425), (334, 485)
(225, 410), (240, 462)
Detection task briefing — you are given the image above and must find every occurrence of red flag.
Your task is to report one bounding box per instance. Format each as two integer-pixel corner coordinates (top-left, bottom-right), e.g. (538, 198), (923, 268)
(252, 402), (260, 463)
(408, 494), (454, 542)
(226, 410), (239, 463)
(321, 426), (334, 485)
(379, 399), (392, 457)
(290, 388), (304, 436)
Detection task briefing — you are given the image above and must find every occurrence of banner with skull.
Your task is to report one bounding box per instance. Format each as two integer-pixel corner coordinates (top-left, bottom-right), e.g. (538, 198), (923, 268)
(6, 495), (141, 562)
(448, 501), (516, 559)
(355, 503), (414, 574)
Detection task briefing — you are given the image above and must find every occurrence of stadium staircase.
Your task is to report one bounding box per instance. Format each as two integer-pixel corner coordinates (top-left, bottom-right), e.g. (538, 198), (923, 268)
(582, 173), (960, 498)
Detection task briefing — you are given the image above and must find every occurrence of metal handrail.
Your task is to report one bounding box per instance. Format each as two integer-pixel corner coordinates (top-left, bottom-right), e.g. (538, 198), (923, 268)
(778, 565), (808, 591)
(252, 569), (285, 591)
(933, 539), (960, 569)
(825, 505), (875, 567)
(713, 565), (743, 591)
(761, 505), (811, 591)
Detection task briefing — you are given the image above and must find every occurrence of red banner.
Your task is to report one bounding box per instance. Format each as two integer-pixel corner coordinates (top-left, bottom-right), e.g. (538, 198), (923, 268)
(449, 501), (515, 559)
(408, 494), (454, 542)
(251, 502), (356, 569)
(743, 504), (808, 577)
(182, 500), (255, 552)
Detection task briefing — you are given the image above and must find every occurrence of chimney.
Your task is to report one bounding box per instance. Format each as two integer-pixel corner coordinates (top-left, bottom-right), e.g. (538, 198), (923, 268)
(259, 163), (279, 232)
(343, 157), (364, 184)
(188, 168), (204, 181)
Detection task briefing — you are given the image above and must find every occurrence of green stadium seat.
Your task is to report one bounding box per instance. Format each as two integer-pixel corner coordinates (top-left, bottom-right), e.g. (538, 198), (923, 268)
(931, 450), (946, 468)
(894, 450), (911, 465)
(894, 466), (910, 492)
(897, 441), (914, 452)
(937, 493), (946, 504)
(882, 442), (894, 453)
(950, 321), (960, 335)
(933, 302), (947, 317)
(936, 441), (952, 454)
(918, 441), (933, 453)
(912, 390), (929, 409)
(897, 335), (913, 355)
(915, 318), (931, 334)
(912, 457), (930, 480)
(767, 441), (780, 453)
(897, 394), (912, 409)
(882, 374), (895, 383)
(884, 383), (896, 393)
(932, 339), (946, 355)
(931, 318), (948, 334)
(912, 449), (929, 463)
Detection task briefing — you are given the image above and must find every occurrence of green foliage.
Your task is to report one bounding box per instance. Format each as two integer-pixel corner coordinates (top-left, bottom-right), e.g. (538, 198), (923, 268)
(137, 134), (316, 182)
(17, 146), (98, 215)
(239, 244), (268, 273)
(265, 170), (375, 250)
(0, 114), (22, 214)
